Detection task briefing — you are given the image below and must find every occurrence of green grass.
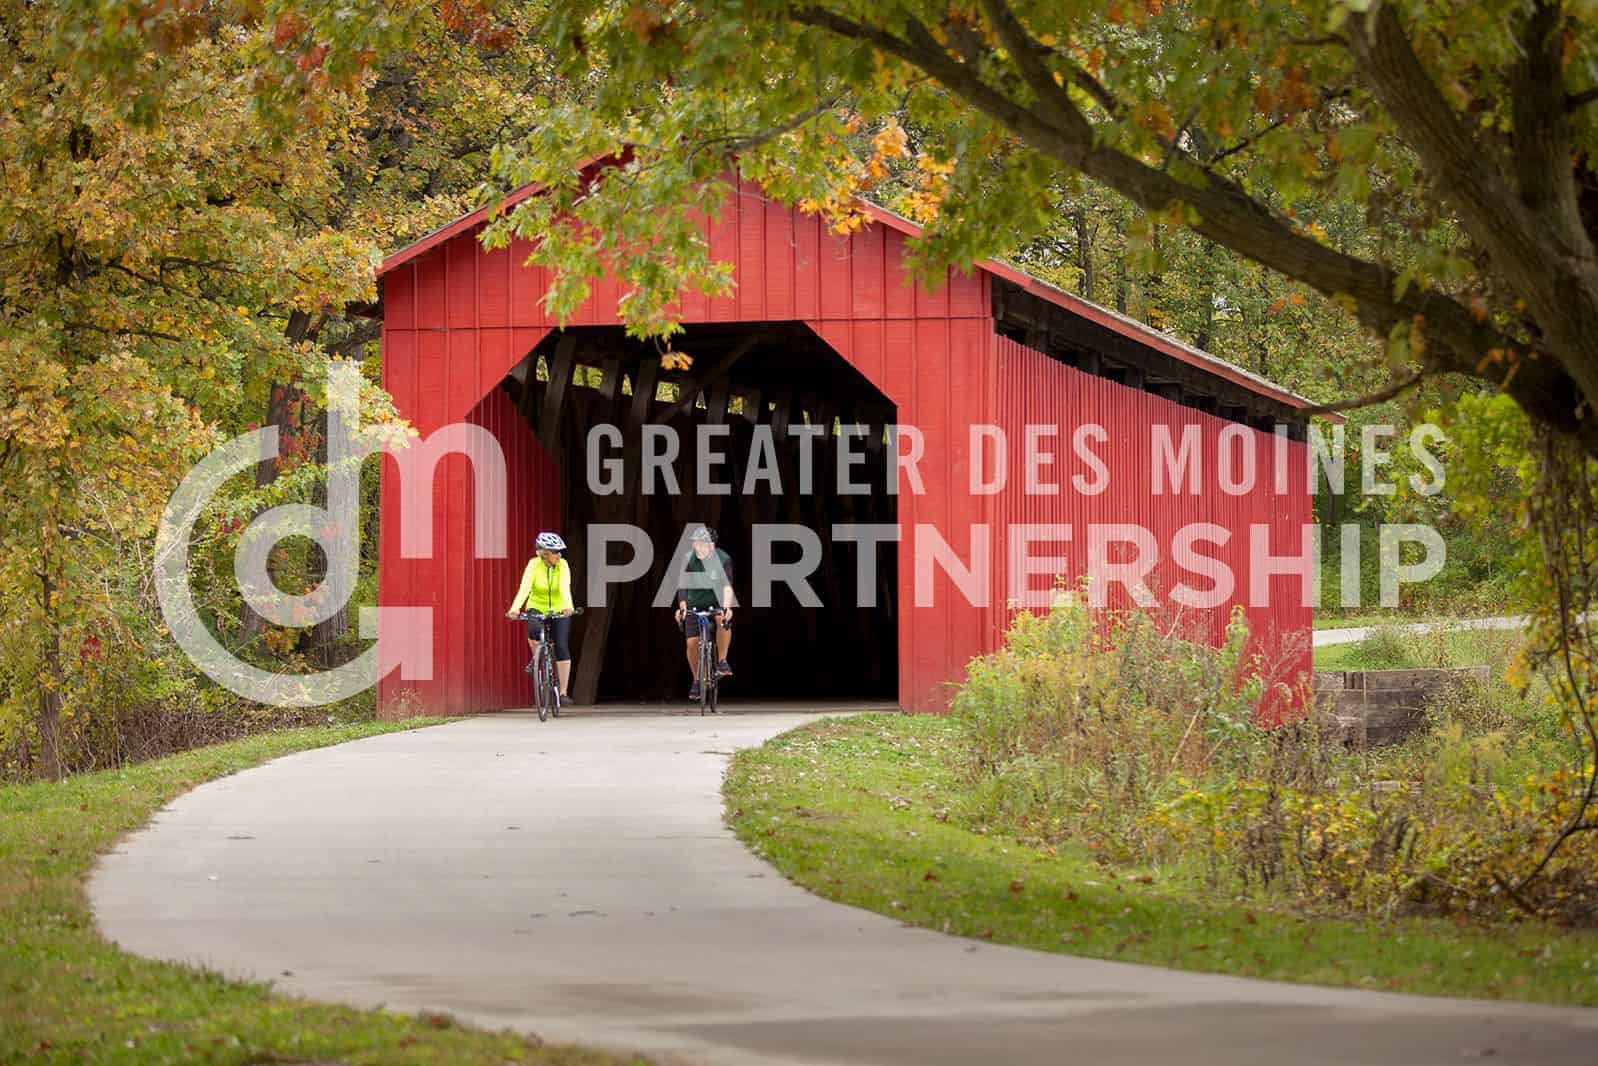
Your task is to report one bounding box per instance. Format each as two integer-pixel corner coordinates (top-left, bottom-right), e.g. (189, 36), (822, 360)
(1311, 611), (1516, 631)
(1313, 613), (1375, 631)
(1310, 611), (1447, 631)
(1, 720), (645, 1065)
(1310, 612), (1447, 631)
(726, 713), (1598, 1005)
(1315, 523), (1518, 623)
(1313, 625), (1525, 671)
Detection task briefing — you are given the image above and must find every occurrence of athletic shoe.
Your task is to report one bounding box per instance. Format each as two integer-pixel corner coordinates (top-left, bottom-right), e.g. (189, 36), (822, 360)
(716, 659), (733, 678)
(688, 680), (702, 701)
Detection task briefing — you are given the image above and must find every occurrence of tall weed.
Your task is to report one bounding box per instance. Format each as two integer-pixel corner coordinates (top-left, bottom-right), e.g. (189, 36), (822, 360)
(954, 600), (1598, 923)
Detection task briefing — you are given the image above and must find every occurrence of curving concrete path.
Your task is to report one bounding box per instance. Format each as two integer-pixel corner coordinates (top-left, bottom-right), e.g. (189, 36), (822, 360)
(92, 710), (1597, 1065)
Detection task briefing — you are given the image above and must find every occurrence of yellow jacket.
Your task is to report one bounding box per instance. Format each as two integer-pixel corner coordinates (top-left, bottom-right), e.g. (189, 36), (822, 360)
(510, 556), (573, 615)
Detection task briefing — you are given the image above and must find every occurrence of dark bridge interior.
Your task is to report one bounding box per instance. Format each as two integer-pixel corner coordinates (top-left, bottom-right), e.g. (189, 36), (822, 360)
(498, 323), (899, 705)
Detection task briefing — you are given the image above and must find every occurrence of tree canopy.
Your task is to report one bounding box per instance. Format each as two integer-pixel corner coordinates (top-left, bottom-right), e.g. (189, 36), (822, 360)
(0, 0), (556, 776)
(476, 0), (1598, 455)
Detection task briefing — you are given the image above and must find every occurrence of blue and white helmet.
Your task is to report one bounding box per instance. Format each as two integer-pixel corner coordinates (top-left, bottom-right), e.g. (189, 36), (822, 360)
(535, 531), (566, 552)
(690, 526), (715, 544)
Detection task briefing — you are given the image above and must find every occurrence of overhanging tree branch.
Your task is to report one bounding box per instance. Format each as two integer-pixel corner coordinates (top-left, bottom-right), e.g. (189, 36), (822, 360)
(1566, 87), (1598, 113)
(1298, 366), (1427, 415)
(788, 1), (1598, 454)
(1346, 3), (1598, 417)
(1343, 5), (1525, 238)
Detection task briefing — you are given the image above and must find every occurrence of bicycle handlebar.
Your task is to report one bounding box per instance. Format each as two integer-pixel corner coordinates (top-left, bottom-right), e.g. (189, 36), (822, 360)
(514, 608), (584, 621)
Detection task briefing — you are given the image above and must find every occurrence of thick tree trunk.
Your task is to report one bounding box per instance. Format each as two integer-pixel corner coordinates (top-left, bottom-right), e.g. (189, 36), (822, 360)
(1194, 241), (1216, 351)
(238, 378), (303, 649)
(1074, 207), (1096, 302)
(36, 570), (63, 781)
(306, 405), (350, 666)
(36, 687), (62, 782)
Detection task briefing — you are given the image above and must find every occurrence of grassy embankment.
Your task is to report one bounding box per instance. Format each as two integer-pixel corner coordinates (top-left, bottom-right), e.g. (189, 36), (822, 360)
(727, 710), (1597, 1005)
(1, 720), (646, 1064)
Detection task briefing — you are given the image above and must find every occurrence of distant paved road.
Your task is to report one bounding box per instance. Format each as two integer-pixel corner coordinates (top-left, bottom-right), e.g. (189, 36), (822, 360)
(1315, 615), (1527, 647)
(91, 711), (1597, 1065)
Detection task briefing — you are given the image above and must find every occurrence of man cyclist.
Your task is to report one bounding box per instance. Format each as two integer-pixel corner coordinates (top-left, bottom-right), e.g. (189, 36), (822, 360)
(506, 531), (575, 702)
(674, 526), (734, 703)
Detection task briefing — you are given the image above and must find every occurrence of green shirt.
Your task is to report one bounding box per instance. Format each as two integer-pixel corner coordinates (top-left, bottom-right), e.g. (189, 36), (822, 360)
(676, 548), (733, 610)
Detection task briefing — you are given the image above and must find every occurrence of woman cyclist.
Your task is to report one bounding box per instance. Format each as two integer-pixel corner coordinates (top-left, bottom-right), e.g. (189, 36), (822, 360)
(507, 531), (575, 701)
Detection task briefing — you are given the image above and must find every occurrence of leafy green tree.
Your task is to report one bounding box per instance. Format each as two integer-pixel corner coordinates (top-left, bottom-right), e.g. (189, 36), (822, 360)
(3, 0), (578, 770)
(0, 0), (557, 775)
(237, 4), (561, 660)
(0, 2), (385, 776)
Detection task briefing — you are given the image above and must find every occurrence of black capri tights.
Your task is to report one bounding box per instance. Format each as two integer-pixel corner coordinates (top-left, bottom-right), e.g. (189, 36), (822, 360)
(526, 614), (573, 662)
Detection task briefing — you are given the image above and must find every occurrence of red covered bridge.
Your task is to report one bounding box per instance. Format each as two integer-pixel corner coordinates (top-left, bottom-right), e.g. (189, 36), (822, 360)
(374, 176), (1322, 715)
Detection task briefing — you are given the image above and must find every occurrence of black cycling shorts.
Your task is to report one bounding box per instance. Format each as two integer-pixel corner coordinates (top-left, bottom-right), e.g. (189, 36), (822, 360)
(680, 611), (730, 639)
(527, 614), (572, 661)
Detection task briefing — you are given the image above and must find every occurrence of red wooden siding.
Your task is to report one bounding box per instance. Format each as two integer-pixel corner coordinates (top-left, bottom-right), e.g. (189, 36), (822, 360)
(378, 333), (559, 715)
(379, 177), (987, 338)
(990, 337), (1314, 699)
(377, 177), (1314, 715)
(380, 179), (994, 712)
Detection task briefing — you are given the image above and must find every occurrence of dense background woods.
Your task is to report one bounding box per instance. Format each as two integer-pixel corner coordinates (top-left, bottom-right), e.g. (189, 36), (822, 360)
(0, 1), (562, 776)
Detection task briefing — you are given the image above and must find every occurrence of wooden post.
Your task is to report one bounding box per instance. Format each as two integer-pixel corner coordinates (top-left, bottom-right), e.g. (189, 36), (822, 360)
(705, 377), (732, 424)
(571, 354), (641, 705)
(630, 354), (660, 427)
(538, 334), (577, 453)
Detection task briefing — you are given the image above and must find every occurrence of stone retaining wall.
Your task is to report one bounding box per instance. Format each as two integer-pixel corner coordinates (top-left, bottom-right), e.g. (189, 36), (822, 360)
(1314, 666), (1492, 747)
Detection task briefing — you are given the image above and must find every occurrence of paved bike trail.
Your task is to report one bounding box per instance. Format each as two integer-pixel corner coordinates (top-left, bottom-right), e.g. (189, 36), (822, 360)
(90, 711), (1597, 1065)
(1314, 615), (1526, 647)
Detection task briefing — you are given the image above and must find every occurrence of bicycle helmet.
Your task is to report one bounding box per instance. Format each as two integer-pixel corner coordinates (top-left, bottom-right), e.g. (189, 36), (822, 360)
(535, 531), (566, 551)
(689, 526), (715, 544)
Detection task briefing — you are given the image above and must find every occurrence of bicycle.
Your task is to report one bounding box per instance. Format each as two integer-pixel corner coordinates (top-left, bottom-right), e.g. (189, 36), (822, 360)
(517, 609), (581, 722)
(687, 607), (723, 716)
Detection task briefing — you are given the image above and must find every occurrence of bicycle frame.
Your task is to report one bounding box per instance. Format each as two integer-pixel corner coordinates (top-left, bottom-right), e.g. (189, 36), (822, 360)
(689, 608), (722, 715)
(518, 610), (569, 721)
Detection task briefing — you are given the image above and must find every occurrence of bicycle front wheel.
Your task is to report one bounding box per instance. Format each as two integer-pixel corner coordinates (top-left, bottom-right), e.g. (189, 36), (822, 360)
(534, 650), (552, 722)
(699, 635), (713, 715)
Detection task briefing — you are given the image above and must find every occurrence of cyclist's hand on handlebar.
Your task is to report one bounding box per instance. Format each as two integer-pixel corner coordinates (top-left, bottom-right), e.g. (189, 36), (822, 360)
(722, 605), (734, 623)
(506, 610), (518, 619)
(674, 602), (685, 623)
